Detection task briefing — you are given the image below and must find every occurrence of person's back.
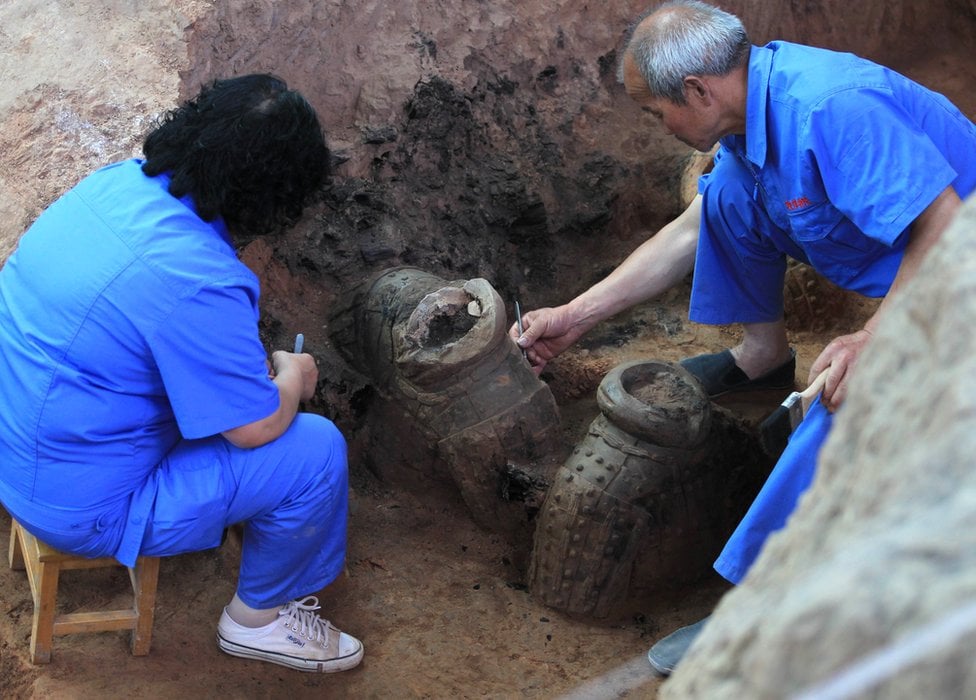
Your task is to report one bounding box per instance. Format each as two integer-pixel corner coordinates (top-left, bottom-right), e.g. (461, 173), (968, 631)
(759, 41), (976, 199)
(0, 159), (270, 520)
(710, 39), (976, 300)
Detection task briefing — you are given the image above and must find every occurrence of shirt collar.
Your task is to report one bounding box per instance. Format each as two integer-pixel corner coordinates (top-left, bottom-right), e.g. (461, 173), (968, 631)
(722, 44), (772, 168)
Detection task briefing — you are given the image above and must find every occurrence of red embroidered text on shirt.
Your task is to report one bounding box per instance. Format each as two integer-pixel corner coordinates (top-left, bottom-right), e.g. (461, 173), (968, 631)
(784, 196), (812, 210)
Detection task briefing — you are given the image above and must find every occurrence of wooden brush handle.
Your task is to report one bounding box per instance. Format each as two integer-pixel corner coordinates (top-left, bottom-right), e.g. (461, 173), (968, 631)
(799, 368), (830, 414)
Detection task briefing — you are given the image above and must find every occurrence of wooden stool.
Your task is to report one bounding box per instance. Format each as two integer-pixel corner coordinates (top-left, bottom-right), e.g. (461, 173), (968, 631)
(7, 519), (160, 664)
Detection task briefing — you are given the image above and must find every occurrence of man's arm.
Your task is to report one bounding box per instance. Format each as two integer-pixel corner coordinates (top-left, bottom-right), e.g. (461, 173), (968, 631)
(512, 194), (701, 374)
(810, 185), (962, 409)
(222, 350), (318, 448)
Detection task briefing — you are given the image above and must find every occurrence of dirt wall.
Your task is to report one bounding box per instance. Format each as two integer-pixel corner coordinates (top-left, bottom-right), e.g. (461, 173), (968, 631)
(2, 2), (976, 697)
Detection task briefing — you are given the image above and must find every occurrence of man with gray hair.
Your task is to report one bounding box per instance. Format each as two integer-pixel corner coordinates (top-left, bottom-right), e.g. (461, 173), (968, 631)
(512, 0), (976, 675)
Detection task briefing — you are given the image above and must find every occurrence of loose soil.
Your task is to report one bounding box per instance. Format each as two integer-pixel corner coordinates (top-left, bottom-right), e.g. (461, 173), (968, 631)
(0, 278), (871, 699)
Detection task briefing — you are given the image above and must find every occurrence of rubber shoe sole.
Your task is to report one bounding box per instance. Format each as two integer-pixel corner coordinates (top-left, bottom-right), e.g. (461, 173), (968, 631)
(646, 617), (709, 676)
(217, 631), (364, 673)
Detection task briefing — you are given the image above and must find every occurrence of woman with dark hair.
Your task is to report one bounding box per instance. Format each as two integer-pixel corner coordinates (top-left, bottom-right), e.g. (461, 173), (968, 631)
(0, 74), (363, 673)
(142, 73), (329, 238)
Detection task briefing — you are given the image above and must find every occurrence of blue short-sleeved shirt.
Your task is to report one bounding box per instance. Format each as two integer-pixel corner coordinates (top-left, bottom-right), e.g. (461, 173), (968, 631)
(0, 159), (279, 560)
(690, 41), (976, 324)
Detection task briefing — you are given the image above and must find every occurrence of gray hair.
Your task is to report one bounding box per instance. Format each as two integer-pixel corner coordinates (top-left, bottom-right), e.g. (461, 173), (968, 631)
(622, 1), (750, 104)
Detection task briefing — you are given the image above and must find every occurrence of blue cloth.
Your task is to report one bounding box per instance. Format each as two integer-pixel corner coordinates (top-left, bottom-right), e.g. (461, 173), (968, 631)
(691, 41), (976, 325)
(714, 399), (831, 584)
(11, 413), (348, 609)
(0, 160), (349, 604)
(692, 43), (976, 582)
(142, 413), (349, 608)
(0, 159), (277, 564)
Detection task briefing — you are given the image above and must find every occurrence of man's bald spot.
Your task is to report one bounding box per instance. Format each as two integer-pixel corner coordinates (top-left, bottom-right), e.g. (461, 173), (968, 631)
(631, 3), (691, 46)
(624, 4), (687, 95)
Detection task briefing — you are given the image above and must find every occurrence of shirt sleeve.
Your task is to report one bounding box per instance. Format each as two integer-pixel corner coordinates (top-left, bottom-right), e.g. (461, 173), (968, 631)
(807, 87), (958, 245)
(150, 278), (280, 440)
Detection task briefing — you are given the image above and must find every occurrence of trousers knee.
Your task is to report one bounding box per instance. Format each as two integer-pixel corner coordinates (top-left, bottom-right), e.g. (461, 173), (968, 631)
(285, 413), (347, 474)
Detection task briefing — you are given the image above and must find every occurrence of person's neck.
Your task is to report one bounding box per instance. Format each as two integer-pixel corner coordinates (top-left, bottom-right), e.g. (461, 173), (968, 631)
(710, 61), (749, 137)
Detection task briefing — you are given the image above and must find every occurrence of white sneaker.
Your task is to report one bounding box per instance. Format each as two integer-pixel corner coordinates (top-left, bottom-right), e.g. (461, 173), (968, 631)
(217, 596), (364, 673)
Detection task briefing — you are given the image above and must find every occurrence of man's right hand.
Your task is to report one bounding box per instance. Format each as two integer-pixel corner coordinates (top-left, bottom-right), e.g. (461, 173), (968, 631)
(509, 305), (588, 375)
(509, 196), (702, 376)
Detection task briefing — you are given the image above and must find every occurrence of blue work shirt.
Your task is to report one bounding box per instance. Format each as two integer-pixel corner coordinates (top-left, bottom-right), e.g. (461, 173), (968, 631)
(690, 41), (976, 324)
(0, 159), (280, 565)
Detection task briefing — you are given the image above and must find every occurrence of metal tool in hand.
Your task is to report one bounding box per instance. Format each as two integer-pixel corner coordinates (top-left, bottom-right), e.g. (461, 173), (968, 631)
(514, 301), (527, 360)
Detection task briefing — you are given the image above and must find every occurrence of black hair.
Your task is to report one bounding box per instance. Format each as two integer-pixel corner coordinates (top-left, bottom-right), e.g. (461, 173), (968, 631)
(142, 74), (329, 238)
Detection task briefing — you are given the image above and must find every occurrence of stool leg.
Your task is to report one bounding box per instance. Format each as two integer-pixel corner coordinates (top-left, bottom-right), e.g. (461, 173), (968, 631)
(8, 523), (25, 571)
(10, 519), (162, 662)
(130, 556), (160, 656)
(30, 558), (59, 664)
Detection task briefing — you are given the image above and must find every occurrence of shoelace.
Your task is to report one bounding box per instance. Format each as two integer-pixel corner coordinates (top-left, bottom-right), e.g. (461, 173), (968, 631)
(279, 596), (332, 645)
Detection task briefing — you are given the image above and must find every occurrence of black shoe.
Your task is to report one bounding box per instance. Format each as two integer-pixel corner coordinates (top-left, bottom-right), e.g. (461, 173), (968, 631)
(646, 617), (709, 676)
(680, 349), (796, 399)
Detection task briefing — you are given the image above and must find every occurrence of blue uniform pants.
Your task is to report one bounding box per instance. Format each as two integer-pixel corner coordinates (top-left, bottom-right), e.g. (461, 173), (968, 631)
(18, 413), (348, 610)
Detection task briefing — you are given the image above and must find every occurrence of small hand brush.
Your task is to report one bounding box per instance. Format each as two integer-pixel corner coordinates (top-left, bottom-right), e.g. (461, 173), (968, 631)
(514, 300), (527, 360)
(759, 368), (829, 457)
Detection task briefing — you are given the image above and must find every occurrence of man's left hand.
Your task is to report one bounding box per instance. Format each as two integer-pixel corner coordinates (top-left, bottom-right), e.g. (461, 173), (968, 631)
(808, 328), (874, 412)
